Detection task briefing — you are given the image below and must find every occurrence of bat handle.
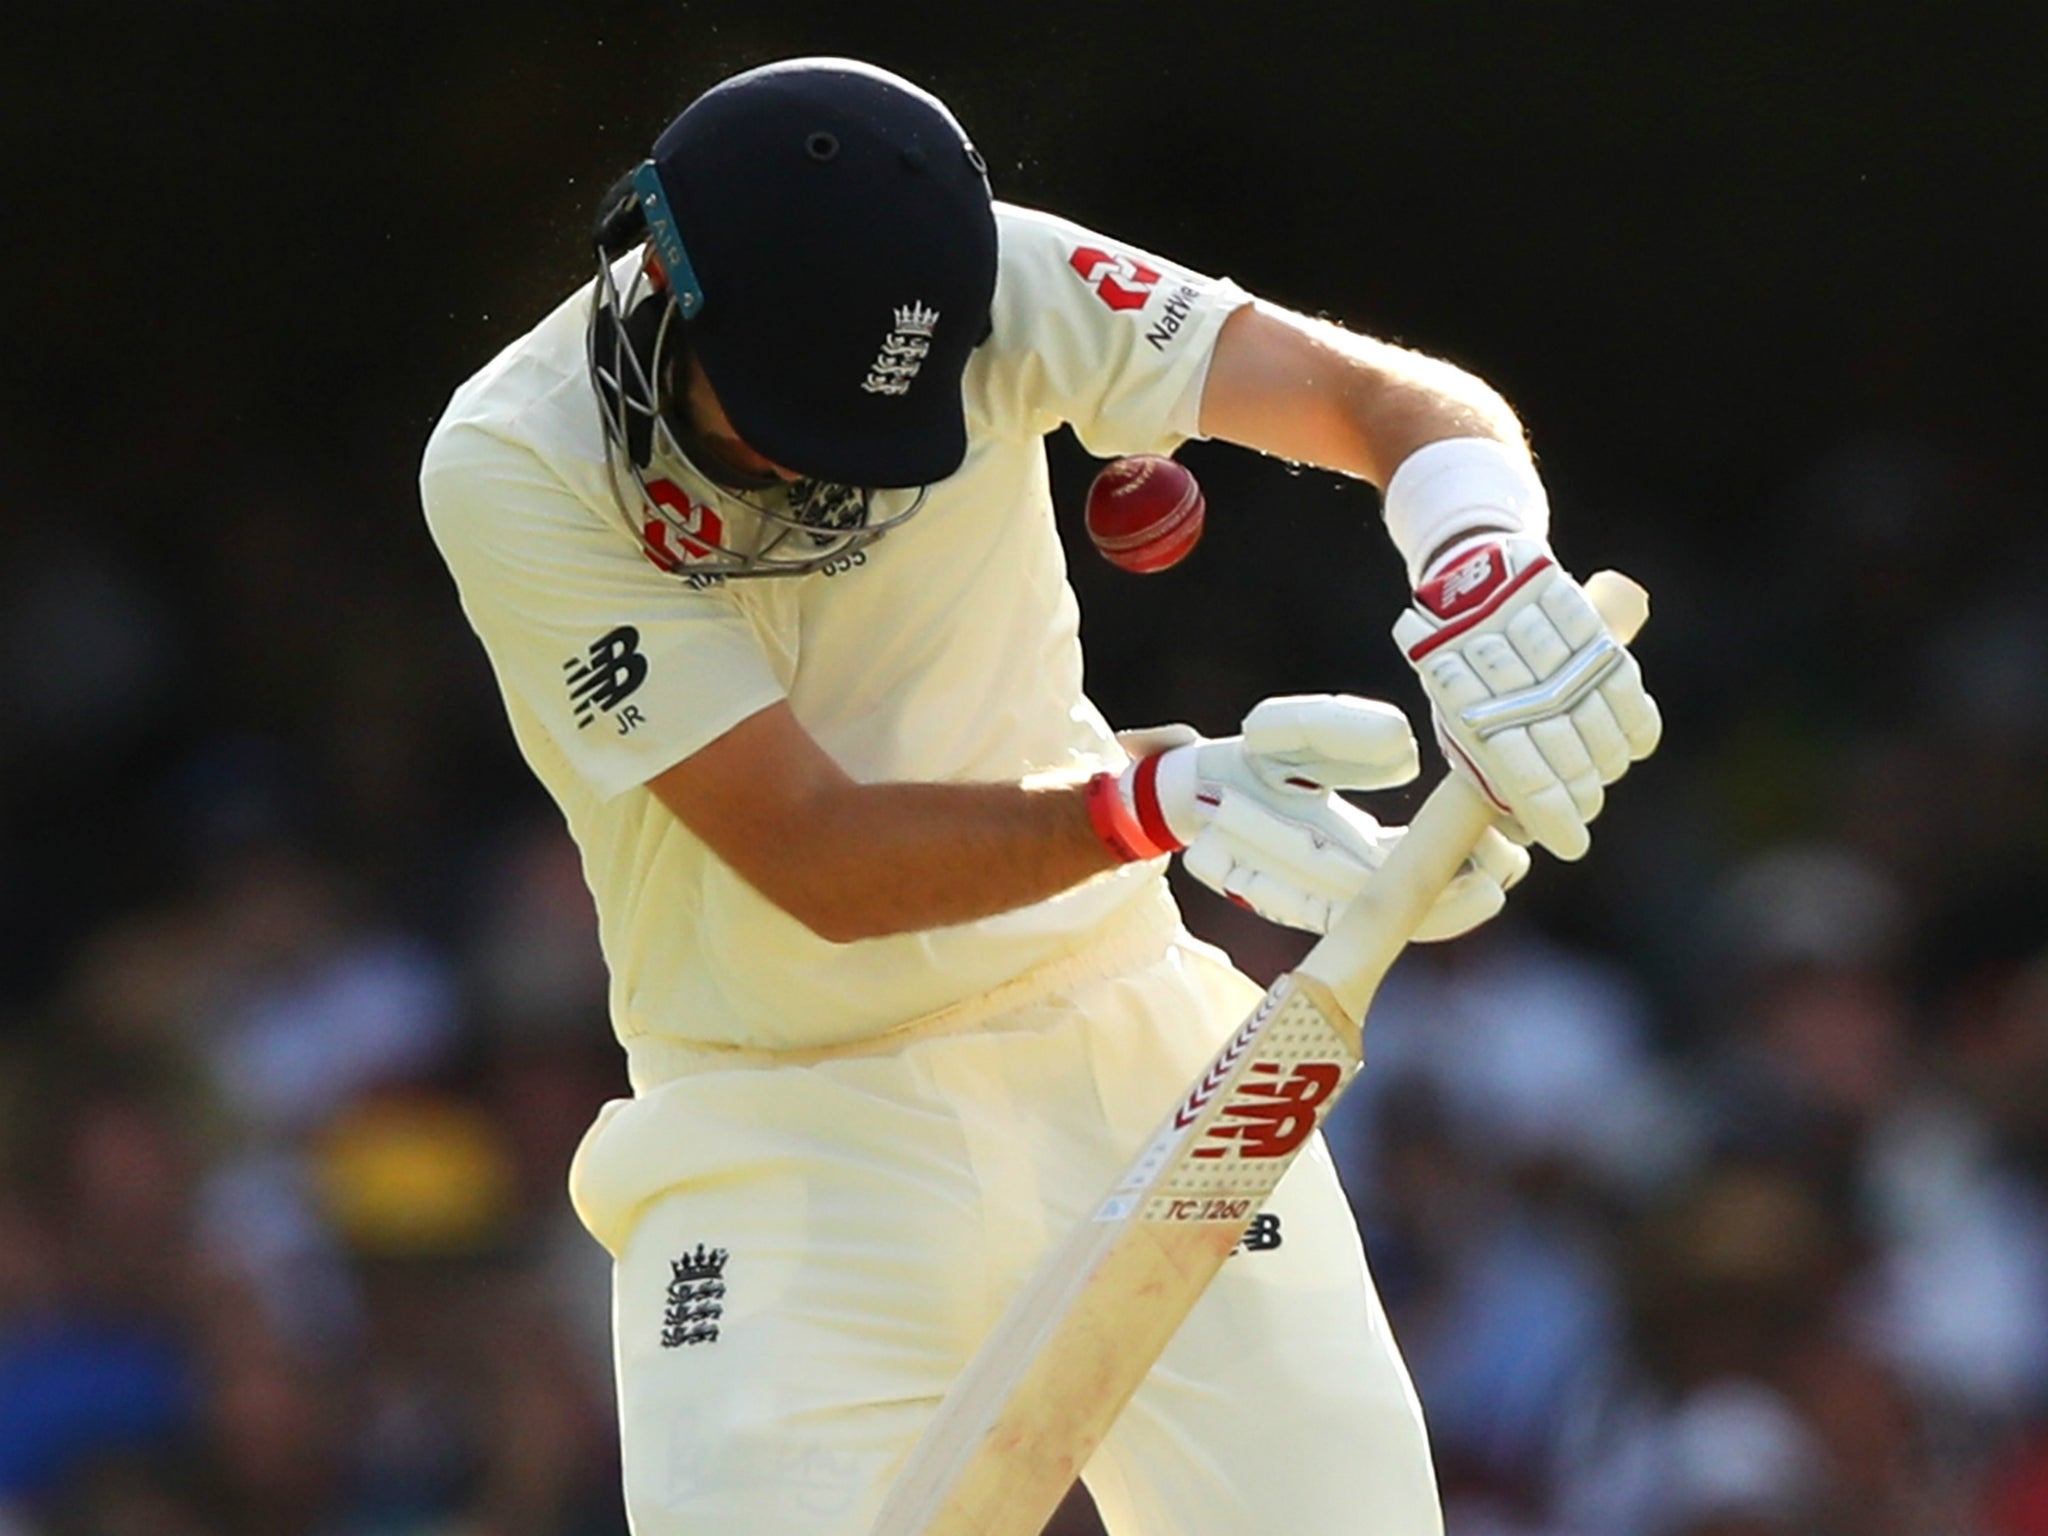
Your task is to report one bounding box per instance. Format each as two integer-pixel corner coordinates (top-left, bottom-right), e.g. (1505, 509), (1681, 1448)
(1298, 570), (1649, 1020)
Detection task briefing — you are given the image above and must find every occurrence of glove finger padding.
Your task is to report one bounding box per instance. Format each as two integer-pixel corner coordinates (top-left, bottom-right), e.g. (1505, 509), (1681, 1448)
(1238, 693), (1420, 794)
(1180, 790), (1382, 934)
(1528, 716), (1603, 823)
(1196, 791), (1383, 899)
(1183, 847), (1341, 935)
(1182, 791), (1527, 940)
(1474, 823), (1533, 891)
(1377, 823), (1530, 942)
(1603, 654), (1664, 759)
(1150, 694), (1419, 849)
(1413, 870), (1507, 943)
(1569, 691), (1632, 784)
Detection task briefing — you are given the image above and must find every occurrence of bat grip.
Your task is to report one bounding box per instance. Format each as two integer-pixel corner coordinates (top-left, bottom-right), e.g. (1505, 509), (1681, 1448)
(1298, 570), (1648, 1019)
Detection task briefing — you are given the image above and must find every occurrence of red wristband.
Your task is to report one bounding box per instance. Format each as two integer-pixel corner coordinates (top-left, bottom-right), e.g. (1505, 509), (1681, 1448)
(1127, 753), (1183, 854)
(1085, 769), (1179, 863)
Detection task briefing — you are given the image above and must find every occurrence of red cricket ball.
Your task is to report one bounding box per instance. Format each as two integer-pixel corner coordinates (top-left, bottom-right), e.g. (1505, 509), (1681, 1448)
(1084, 454), (1206, 574)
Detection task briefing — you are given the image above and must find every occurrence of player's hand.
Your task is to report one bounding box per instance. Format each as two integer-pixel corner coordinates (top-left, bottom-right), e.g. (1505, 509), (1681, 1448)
(1392, 537), (1661, 861)
(1104, 695), (1529, 938)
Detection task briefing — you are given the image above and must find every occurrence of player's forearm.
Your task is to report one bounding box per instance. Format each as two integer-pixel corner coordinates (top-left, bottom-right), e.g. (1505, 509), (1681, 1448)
(1327, 330), (1528, 485)
(749, 778), (1117, 943)
(646, 704), (1127, 943)
(1201, 302), (1528, 489)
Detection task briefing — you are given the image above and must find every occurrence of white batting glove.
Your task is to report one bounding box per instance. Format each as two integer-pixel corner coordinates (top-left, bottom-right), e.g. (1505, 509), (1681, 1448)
(1087, 694), (1529, 938)
(1392, 536), (1661, 861)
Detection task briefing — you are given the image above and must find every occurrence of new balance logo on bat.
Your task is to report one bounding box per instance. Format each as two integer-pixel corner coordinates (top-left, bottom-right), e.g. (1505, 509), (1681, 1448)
(1192, 1061), (1343, 1160)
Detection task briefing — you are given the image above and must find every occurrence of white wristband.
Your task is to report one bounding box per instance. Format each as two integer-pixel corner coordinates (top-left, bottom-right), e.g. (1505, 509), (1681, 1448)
(1382, 437), (1551, 586)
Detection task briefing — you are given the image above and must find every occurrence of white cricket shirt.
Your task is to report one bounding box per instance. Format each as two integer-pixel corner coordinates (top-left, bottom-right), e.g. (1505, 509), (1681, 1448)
(421, 204), (1249, 1053)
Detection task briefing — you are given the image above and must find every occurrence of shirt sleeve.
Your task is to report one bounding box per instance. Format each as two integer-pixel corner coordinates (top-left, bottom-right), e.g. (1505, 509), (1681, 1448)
(967, 203), (1252, 458)
(420, 419), (786, 800)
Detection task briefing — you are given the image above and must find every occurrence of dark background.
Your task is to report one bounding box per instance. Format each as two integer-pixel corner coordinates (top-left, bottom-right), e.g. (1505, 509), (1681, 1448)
(3, 5), (2047, 1534)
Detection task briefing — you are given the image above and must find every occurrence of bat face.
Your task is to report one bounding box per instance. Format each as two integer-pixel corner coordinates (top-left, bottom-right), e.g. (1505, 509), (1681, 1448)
(1096, 976), (1357, 1227)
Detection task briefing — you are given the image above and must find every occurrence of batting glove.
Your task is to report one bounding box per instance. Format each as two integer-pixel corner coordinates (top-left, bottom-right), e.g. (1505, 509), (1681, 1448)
(1392, 536), (1661, 861)
(1087, 693), (1529, 938)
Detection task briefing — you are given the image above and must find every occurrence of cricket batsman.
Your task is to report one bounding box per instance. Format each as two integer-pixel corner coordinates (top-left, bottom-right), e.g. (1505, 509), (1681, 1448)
(420, 57), (1658, 1536)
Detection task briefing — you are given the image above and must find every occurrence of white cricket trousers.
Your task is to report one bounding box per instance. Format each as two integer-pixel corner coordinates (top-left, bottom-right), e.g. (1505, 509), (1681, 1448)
(569, 897), (1441, 1536)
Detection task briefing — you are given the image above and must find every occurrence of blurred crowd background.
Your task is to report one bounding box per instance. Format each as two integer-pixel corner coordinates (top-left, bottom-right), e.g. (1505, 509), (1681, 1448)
(4, 4), (2045, 1534)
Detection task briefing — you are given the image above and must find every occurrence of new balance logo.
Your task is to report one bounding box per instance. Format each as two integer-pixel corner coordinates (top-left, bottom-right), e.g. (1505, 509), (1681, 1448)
(1193, 1061), (1343, 1160)
(564, 626), (648, 731)
(1439, 549), (1498, 604)
(1235, 1213), (1283, 1254)
(1420, 544), (1508, 620)
(661, 1243), (728, 1348)
(862, 301), (940, 396)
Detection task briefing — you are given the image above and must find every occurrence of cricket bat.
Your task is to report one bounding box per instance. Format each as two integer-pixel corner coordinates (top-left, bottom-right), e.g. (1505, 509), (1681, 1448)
(866, 571), (1650, 1536)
